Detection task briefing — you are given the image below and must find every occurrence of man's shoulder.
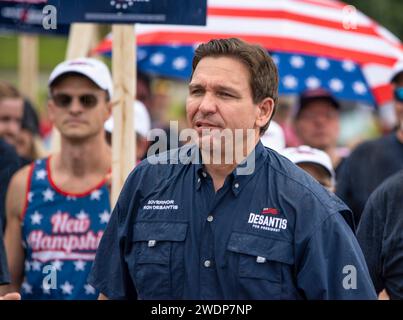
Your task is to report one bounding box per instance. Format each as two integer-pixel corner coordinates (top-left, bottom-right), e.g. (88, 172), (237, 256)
(371, 169), (403, 200)
(351, 133), (397, 157)
(266, 150), (348, 212)
(263, 150), (354, 233)
(8, 163), (33, 191)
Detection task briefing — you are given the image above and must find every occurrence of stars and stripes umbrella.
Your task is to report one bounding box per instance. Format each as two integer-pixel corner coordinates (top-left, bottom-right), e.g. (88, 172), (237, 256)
(94, 0), (403, 107)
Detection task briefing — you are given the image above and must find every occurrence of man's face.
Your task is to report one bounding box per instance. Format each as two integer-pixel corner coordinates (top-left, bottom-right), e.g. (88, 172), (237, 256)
(186, 56), (272, 155)
(393, 75), (403, 130)
(0, 97), (24, 146)
(48, 75), (111, 141)
(295, 100), (340, 151)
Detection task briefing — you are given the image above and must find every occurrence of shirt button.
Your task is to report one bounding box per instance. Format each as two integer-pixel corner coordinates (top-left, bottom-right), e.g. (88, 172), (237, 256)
(207, 215), (213, 222)
(204, 260), (211, 268)
(234, 183), (239, 188)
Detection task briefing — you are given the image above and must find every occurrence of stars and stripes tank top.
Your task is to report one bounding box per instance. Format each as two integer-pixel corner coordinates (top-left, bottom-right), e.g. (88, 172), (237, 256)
(21, 157), (111, 299)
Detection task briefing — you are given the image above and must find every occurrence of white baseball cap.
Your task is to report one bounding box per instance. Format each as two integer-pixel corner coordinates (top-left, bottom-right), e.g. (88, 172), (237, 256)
(260, 121), (286, 152)
(390, 60), (403, 83)
(281, 145), (335, 180)
(104, 100), (151, 138)
(48, 57), (113, 99)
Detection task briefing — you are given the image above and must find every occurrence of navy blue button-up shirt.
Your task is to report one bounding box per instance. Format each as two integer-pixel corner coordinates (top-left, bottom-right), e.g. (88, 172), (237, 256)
(89, 141), (376, 300)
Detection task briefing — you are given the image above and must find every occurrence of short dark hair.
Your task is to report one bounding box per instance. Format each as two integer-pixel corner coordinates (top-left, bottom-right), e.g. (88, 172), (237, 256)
(296, 88), (340, 119)
(191, 38), (279, 135)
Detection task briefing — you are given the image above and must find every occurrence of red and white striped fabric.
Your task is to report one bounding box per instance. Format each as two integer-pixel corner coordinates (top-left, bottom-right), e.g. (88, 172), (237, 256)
(96, 0), (403, 105)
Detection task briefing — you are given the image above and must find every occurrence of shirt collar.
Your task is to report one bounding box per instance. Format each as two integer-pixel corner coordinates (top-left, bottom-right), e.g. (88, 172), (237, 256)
(193, 141), (268, 194)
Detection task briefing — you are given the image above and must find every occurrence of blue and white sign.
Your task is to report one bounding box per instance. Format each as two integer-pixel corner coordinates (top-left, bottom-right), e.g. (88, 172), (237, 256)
(0, 0), (68, 35)
(48, 0), (207, 26)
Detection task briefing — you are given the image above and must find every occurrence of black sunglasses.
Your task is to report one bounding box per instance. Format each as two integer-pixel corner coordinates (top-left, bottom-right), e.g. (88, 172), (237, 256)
(52, 93), (99, 109)
(394, 88), (403, 102)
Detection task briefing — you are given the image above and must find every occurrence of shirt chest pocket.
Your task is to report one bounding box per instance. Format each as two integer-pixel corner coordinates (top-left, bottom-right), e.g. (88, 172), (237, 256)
(131, 221), (188, 299)
(227, 232), (294, 299)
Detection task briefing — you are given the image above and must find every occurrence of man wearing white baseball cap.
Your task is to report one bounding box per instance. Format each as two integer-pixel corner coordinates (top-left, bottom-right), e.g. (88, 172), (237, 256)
(281, 145), (357, 230)
(104, 100), (152, 162)
(1, 57), (113, 300)
(281, 145), (335, 192)
(48, 57), (114, 100)
(336, 60), (403, 225)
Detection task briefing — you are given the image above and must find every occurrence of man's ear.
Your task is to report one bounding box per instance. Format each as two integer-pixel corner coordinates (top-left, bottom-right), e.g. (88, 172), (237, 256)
(255, 97), (275, 128)
(48, 99), (56, 123)
(104, 99), (113, 121)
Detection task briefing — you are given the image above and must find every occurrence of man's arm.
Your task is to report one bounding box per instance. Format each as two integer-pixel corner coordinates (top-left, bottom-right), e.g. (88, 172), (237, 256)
(2, 165), (31, 294)
(0, 292), (21, 300)
(356, 190), (385, 294)
(297, 212), (377, 299)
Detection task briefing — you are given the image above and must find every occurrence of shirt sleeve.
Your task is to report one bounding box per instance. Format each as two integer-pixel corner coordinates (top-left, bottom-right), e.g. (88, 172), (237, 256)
(296, 212), (377, 299)
(88, 164), (147, 300)
(356, 188), (386, 294)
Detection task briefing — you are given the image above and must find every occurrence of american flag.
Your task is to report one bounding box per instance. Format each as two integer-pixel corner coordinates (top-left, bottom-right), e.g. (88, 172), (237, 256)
(95, 0), (403, 107)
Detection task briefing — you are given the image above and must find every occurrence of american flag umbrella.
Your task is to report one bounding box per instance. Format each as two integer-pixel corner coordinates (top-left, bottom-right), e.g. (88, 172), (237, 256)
(94, 0), (403, 107)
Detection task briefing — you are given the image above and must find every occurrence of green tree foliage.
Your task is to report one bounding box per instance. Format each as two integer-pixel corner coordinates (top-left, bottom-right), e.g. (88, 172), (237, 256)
(347, 0), (403, 41)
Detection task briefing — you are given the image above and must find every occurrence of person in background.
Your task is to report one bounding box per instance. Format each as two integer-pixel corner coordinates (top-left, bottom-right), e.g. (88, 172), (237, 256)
(104, 100), (152, 162)
(281, 145), (335, 192)
(136, 72), (177, 153)
(294, 88), (345, 174)
(273, 97), (300, 147)
(15, 99), (47, 162)
(0, 81), (24, 148)
(136, 72), (153, 115)
(0, 82), (26, 231)
(260, 120), (286, 152)
(281, 145), (354, 231)
(357, 169), (403, 300)
(0, 57), (113, 300)
(0, 139), (24, 291)
(336, 60), (403, 225)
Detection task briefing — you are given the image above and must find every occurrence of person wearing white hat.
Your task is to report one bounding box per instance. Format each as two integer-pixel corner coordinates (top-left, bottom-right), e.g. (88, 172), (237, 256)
(336, 60), (403, 225)
(104, 100), (152, 162)
(0, 57), (113, 300)
(260, 120), (285, 152)
(281, 145), (335, 192)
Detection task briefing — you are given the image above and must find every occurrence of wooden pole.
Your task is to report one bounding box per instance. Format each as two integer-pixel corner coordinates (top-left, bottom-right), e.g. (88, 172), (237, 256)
(18, 34), (38, 105)
(111, 24), (136, 207)
(66, 23), (98, 59)
(50, 23), (98, 153)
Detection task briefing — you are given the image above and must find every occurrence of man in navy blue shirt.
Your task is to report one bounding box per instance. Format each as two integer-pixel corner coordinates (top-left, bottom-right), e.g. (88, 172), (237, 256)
(357, 169), (403, 300)
(89, 38), (376, 300)
(336, 60), (403, 225)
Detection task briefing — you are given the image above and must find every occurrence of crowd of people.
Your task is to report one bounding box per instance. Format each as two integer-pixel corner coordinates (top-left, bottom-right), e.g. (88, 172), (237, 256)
(0, 37), (402, 300)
